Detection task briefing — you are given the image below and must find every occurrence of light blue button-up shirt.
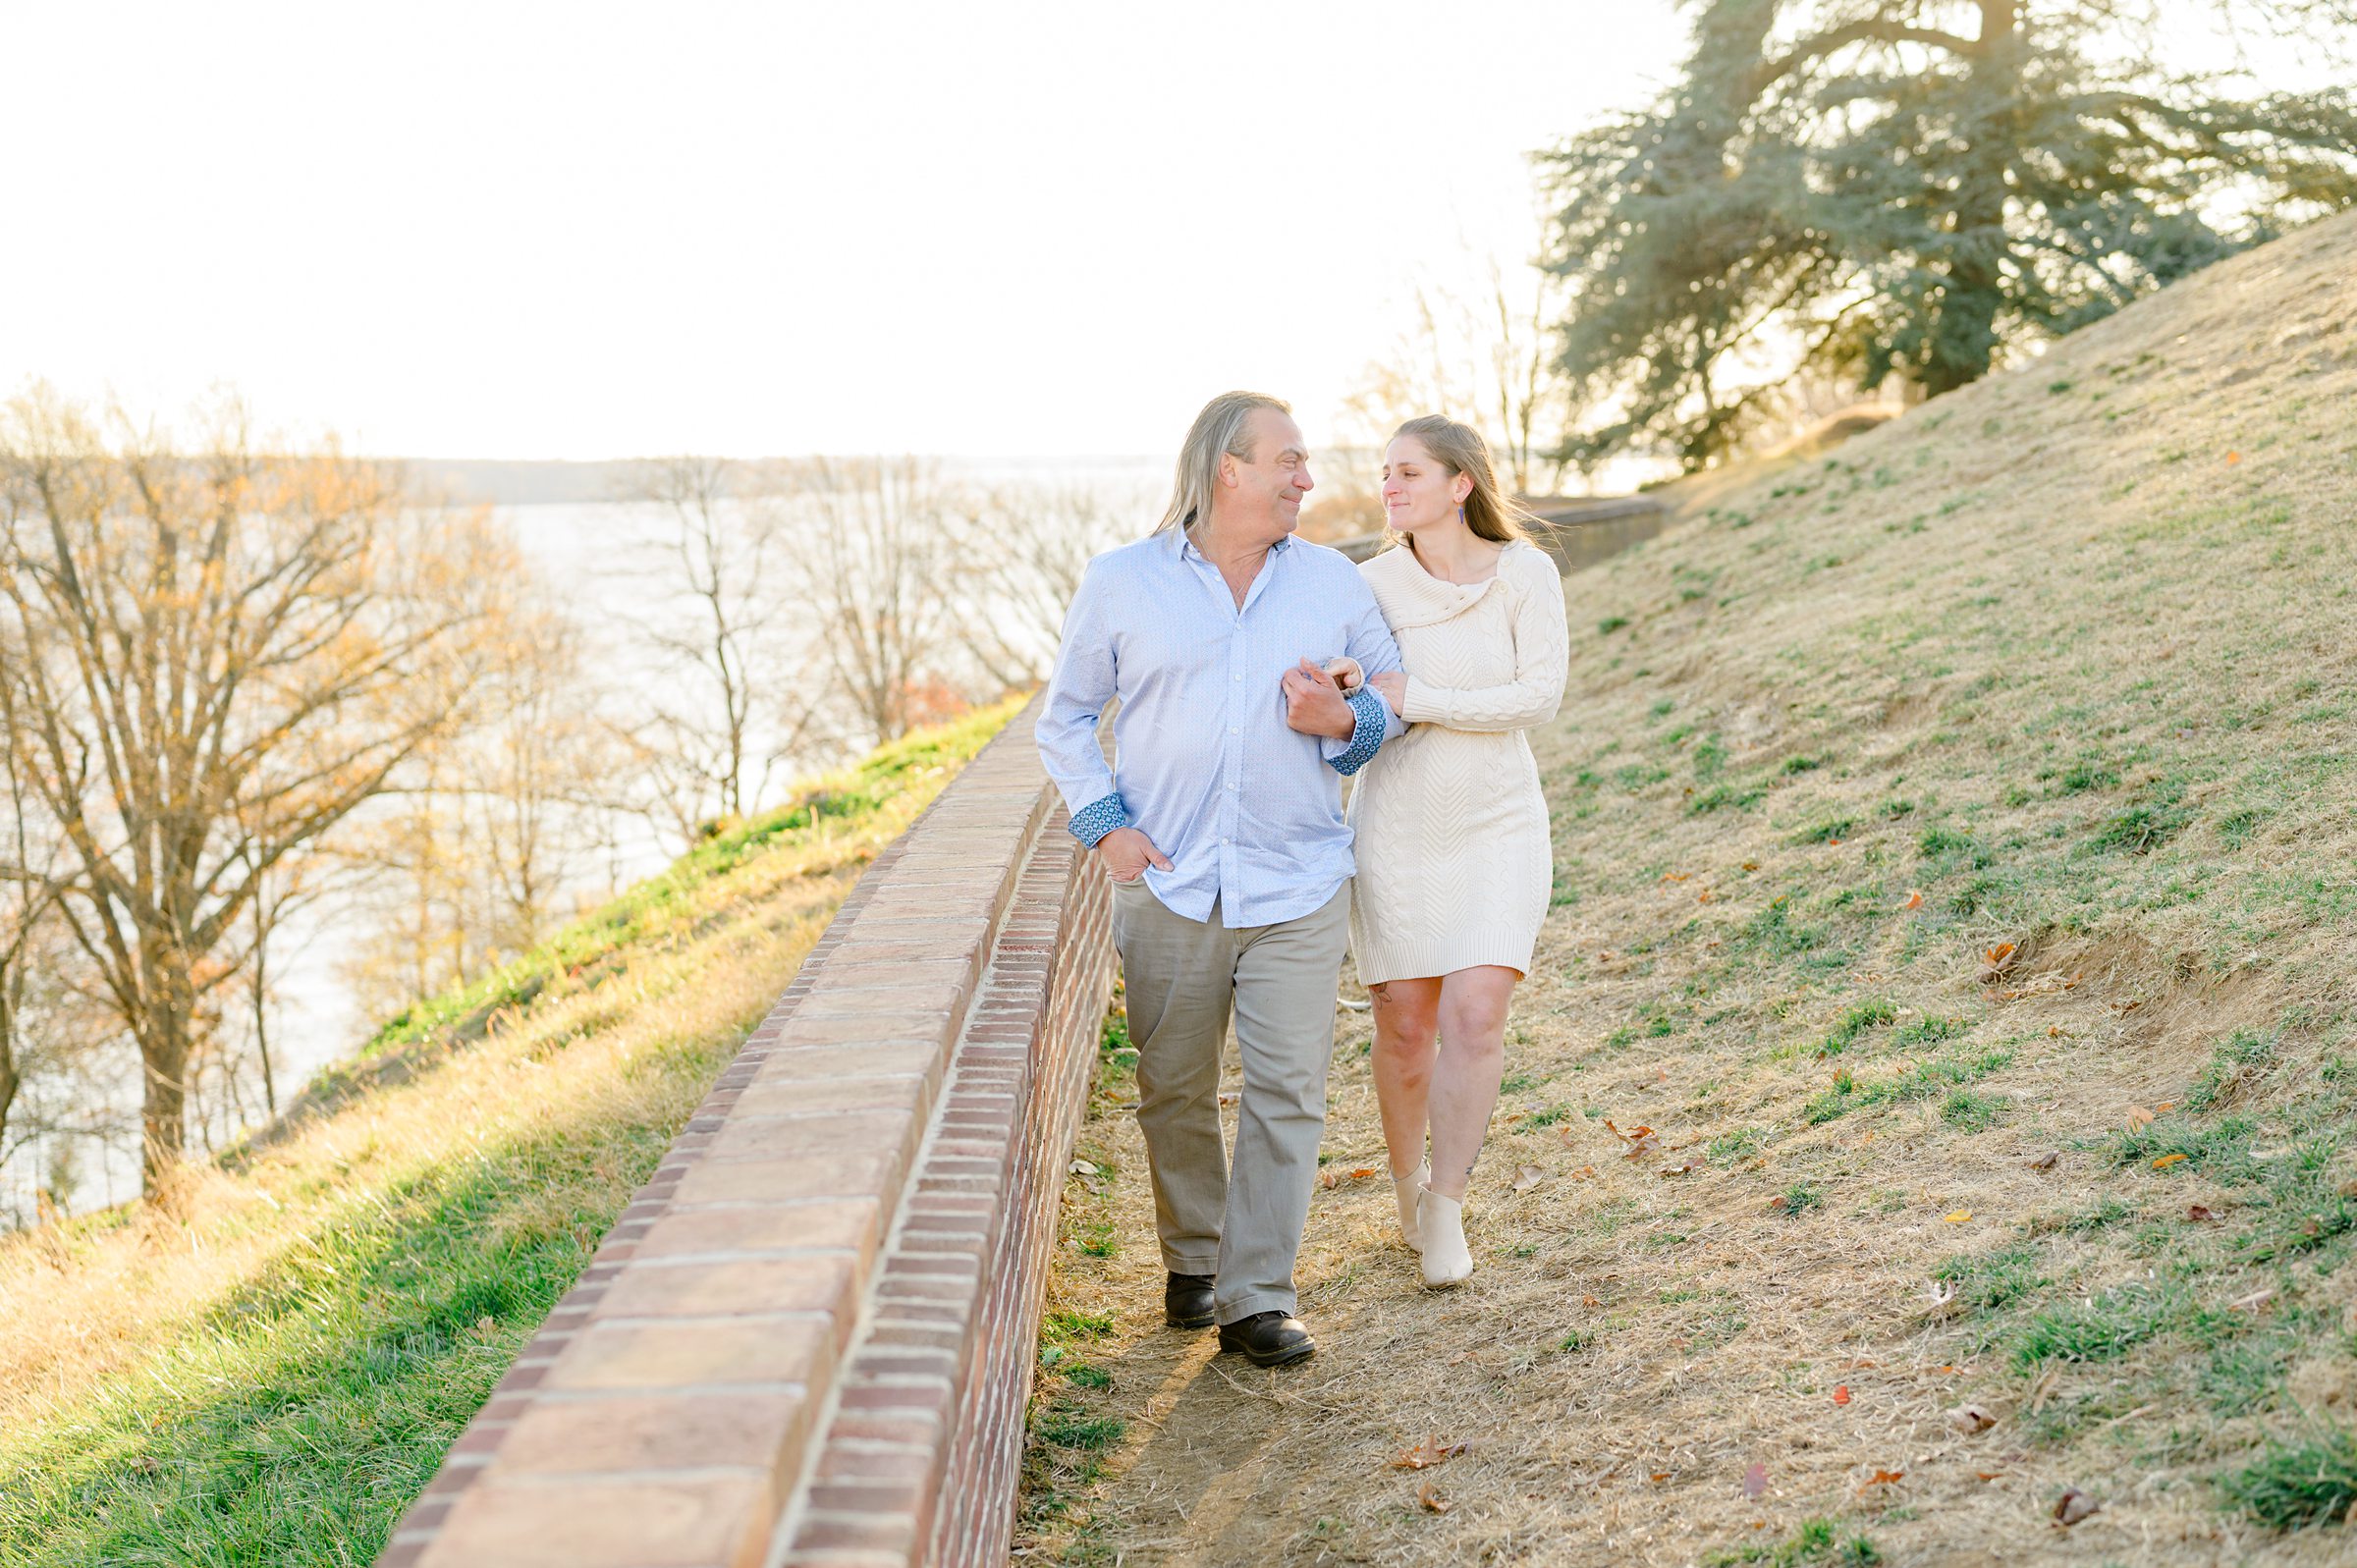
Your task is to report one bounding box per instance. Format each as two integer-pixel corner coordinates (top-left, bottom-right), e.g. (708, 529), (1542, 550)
(1037, 526), (1403, 928)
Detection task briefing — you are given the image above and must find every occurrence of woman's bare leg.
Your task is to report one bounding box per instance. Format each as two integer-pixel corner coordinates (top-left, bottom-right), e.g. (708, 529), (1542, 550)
(1425, 966), (1517, 1200)
(1367, 977), (1443, 1180)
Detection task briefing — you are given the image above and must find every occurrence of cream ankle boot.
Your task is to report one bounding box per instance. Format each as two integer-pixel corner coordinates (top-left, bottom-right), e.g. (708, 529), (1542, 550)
(1393, 1159), (1430, 1249)
(1416, 1186), (1473, 1287)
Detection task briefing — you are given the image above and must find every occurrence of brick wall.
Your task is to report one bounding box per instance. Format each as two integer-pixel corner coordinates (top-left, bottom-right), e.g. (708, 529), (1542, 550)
(376, 694), (1115, 1568)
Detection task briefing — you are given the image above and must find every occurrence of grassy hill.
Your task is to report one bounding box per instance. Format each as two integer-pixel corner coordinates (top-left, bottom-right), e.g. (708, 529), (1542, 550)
(0, 698), (1019, 1567)
(1021, 212), (2357, 1566)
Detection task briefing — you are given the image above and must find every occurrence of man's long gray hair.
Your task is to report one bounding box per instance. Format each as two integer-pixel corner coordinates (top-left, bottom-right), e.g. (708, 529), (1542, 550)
(1154, 391), (1290, 534)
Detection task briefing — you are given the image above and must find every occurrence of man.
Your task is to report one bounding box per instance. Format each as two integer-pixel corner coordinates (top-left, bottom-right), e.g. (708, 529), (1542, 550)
(1037, 391), (1402, 1367)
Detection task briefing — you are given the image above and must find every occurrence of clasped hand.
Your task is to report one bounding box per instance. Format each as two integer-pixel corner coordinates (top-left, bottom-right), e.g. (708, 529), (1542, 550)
(1096, 659), (1400, 886)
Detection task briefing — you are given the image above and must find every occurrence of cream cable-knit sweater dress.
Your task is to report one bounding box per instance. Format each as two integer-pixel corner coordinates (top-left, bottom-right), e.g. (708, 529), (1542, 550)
(1346, 539), (1569, 984)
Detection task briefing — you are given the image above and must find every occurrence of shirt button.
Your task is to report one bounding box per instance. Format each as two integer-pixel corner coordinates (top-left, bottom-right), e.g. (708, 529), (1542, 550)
(1222, 837), (1231, 845)
(1233, 672), (1242, 681)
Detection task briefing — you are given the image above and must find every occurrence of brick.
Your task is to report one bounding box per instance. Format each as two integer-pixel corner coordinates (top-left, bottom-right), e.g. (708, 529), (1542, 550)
(730, 1074), (928, 1117)
(544, 1315), (832, 1392)
(791, 1511), (916, 1555)
(492, 1390), (807, 1485)
(415, 1474), (772, 1568)
(771, 1015), (954, 1051)
(672, 1150), (897, 1205)
(599, 1255), (853, 1318)
(705, 1108), (913, 1163)
(826, 1407), (945, 1446)
(637, 1197), (879, 1257)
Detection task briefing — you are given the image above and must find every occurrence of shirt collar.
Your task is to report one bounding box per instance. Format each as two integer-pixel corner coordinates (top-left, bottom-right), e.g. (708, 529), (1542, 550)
(1177, 525), (1292, 565)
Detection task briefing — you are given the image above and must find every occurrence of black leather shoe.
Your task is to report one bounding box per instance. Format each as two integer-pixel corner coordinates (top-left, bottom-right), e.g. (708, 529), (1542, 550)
(1164, 1271), (1217, 1328)
(1217, 1310), (1316, 1367)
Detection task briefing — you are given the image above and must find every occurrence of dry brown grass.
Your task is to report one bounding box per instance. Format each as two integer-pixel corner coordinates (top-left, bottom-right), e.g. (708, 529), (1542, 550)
(1018, 214), (2357, 1566)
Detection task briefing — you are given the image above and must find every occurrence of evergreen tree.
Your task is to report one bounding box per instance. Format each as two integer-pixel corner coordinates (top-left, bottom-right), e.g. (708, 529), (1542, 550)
(1542, 1), (2357, 469)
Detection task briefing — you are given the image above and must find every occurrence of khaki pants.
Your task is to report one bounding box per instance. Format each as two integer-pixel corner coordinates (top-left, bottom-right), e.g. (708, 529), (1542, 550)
(1112, 879), (1352, 1325)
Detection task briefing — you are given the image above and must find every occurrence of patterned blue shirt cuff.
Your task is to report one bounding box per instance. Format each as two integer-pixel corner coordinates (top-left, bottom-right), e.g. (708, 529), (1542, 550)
(1067, 793), (1128, 847)
(1329, 687), (1388, 777)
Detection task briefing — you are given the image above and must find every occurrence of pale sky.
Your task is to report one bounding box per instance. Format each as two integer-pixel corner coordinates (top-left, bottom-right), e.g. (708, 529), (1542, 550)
(0, 1), (1689, 458)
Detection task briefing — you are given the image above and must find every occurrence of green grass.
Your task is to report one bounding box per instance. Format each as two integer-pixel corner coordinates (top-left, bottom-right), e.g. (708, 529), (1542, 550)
(1818, 998), (1896, 1056)
(1934, 1241), (2048, 1313)
(0, 1134), (636, 1566)
(1705, 1517), (1880, 1566)
(1779, 1182), (1826, 1219)
(2015, 1281), (2180, 1369)
(0, 700), (1020, 1568)
(2218, 1430), (2357, 1529)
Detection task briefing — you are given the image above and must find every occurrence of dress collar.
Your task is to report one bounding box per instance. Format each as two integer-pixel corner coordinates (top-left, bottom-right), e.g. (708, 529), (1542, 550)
(1363, 539), (1506, 628)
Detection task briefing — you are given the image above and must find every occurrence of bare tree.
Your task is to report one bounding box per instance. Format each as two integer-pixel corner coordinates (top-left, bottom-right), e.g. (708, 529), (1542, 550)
(0, 667), (63, 1159)
(1339, 233), (1575, 496)
(340, 598), (628, 1016)
(615, 457), (824, 839)
(948, 483), (1131, 690)
(0, 388), (514, 1192)
(784, 456), (961, 745)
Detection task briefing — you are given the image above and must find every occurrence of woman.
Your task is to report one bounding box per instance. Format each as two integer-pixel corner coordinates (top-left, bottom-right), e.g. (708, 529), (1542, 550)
(1328, 415), (1568, 1287)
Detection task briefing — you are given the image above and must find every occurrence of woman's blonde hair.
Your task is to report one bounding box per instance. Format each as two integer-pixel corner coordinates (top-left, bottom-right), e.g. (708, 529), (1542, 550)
(1389, 413), (1534, 547)
(1155, 391), (1291, 534)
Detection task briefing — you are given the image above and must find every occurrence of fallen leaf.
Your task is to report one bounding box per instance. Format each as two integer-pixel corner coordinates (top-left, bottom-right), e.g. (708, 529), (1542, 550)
(2027, 1150), (2060, 1170)
(1512, 1165), (1546, 1192)
(1582, 1294), (1600, 1306)
(2225, 450), (2240, 463)
(1349, 1166), (1378, 1180)
(2231, 1287), (2275, 1314)
(1650, 1471), (1671, 1484)
(2152, 1153), (2188, 1170)
(1660, 871), (1690, 883)
(1568, 1163), (1597, 1179)
(2186, 1203), (2223, 1222)
(1926, 1279), (1959, 1307)
(1976, 1471), (2001, 1482)
(1741, 860), (1759, 870)
(1417, 1480), (1451, 1514)
(1950, 1405), (1998, 1434)
(2124, 1105), (2156, 1131)
(1218, 1092), (1239, 1108)
(1659, 1154), (1706, 1176)
(2156, 1101), (2175, 1113)
(2052, 1488), (2102, 1527)
(1697, 889), (1714, 903)
(1833, 1385), (1852, 1406)
(1743, 1462), (1768, 1499)
(1862, 1469), (1905, 1488)
(1903, 889), (1924, 910)
(1069, 1159), (1100, 1176)
(1945, 1210), (1974, 1223)
(1317, 1167), (1341, 1189)
(1392, 1435), (1470, 1470)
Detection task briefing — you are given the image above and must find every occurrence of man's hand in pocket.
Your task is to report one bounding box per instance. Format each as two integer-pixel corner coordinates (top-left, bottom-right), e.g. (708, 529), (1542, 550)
(1099, 827), (1174, 884)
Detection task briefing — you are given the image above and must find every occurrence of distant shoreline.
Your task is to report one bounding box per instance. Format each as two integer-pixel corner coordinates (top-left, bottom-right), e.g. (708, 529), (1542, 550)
(399, 455), (1170, 507)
